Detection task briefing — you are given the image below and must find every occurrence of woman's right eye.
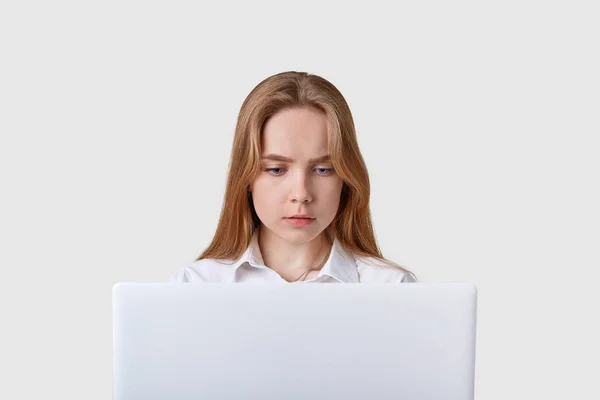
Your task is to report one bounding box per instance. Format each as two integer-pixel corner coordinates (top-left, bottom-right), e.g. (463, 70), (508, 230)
(265, 168), (285, 176)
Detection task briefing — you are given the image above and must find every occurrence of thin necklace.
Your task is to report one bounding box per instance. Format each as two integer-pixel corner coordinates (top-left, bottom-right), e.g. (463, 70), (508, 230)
(292, 247), (330, 282)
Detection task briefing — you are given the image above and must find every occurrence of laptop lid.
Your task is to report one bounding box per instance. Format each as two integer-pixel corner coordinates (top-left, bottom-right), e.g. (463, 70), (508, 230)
(113, 283), (477, 400)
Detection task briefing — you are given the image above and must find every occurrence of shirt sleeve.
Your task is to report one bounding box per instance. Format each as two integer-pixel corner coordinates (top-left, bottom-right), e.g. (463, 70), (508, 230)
(401, 270), (418, 283)
(169, 267), (190, 283)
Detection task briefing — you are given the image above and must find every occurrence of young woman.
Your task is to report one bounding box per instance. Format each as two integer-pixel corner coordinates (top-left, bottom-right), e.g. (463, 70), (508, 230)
(171, 71), (416, 283)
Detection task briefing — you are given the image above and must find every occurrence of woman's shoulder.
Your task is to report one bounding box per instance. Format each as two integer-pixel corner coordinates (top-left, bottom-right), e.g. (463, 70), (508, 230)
(169, 258), (238, 283)
(353, 255), (417, 283)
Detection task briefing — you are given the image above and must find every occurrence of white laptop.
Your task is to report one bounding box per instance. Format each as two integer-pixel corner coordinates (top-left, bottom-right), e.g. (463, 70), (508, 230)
(113, 283), (477, 400)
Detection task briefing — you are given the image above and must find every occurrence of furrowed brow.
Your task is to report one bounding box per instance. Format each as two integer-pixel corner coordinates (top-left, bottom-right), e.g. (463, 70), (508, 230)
(261, 154), (331, 163)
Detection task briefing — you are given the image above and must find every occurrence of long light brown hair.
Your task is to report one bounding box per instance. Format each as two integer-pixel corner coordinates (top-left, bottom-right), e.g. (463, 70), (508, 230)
(196, 71), (410, 273)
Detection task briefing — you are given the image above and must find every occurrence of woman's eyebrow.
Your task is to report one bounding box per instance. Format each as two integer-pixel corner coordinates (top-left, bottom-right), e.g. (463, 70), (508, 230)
(261, 154), (331, 163)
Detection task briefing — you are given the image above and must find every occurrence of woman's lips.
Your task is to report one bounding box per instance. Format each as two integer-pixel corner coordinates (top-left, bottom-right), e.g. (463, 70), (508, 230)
(284, 217), (315, 227)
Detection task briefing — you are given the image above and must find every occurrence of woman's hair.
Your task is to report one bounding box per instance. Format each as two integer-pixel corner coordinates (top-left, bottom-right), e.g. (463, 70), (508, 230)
(196, 71), (409, 272)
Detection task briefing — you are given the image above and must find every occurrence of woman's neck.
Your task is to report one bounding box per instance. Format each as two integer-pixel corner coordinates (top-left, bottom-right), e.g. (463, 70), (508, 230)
(258, 226), (331, 282)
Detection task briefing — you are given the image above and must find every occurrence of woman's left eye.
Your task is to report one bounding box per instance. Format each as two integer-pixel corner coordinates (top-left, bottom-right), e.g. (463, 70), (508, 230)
(315, 168), (333, 176)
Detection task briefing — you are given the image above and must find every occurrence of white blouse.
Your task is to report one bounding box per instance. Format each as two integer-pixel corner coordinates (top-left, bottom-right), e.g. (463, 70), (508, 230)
(170, 229), (417, 284)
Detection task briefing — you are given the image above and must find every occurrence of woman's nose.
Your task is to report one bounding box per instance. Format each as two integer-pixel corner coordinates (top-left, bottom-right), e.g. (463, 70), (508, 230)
(290, 172), (312, 203)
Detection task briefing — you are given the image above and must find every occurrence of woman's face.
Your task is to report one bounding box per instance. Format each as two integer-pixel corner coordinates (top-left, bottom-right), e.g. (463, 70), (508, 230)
(250, 107), (344, 244)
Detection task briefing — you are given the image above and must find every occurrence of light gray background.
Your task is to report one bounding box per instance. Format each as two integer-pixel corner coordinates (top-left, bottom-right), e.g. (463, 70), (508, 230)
(1, 1), (598, 399)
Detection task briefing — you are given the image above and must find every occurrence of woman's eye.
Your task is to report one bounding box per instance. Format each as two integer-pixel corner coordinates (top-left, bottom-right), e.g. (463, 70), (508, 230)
(316, 168), (334, 176)
(265, 168), (285, 176)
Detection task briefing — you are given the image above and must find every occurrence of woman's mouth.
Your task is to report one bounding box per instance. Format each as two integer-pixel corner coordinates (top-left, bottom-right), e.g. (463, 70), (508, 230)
(284, 217), (315, 227)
